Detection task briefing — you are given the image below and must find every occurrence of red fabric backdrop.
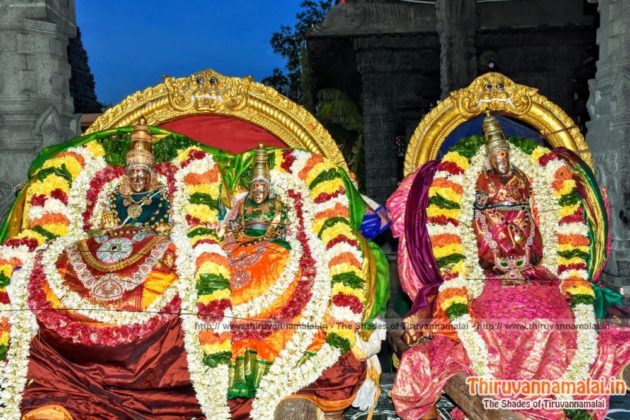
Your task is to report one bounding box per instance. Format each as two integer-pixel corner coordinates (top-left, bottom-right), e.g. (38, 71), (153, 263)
(160, 115), (287, 153)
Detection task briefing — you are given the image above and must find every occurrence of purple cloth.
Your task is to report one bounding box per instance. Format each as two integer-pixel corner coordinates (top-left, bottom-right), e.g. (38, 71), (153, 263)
(404, 161), (442, 316)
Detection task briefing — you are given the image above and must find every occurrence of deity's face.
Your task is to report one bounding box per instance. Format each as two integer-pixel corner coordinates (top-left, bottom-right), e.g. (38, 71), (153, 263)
(250, 179), (270, 204)
(127, 165), (152, 193)
(489, 149), (511, 176)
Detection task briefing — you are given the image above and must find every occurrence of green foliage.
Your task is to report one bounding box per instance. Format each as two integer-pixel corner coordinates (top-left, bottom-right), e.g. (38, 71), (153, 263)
(331, 272), (366, 289)
(571, 295), (595, 308)
(187, 227), (219, 239)
(315, 88), (365, 189)
(32, 225), (58, 241)
(429, 194), (461, 210)
(36, 164), (73, 184)
(316, 89), (363, 132)
(559, 189), (581, 206)
(196, 273), (230, 295)
(0, 273), (9, 288)
(437, 253), (465, 269)
(189, 193), (217, 207)
(447, 135), (541, 161)
(448, 135), (485, 159)
(262, 0), (333, 101)
(508, 136), (540, 155)
(153, 133), (198, 163)
(326, 332), (351, 353)
(564, 409), (593, 420)
(317, 217), (351, 238)
(100, 134), (131, 167)
(203, 351), (232, 368)
(445, 303), (469, 320)
(559, 249), (590, 261)
(308, 167), (340, 189)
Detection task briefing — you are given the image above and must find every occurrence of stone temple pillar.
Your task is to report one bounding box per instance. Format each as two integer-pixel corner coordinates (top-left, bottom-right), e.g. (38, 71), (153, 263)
(0, 0), (80, 216)
(436, 0), (478, 97)
(354, 39), (398, 205)
(586, 0), (630, 297)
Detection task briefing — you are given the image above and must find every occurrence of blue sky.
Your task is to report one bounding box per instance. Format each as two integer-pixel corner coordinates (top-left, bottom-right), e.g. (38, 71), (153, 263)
(76, 0), (303, 105)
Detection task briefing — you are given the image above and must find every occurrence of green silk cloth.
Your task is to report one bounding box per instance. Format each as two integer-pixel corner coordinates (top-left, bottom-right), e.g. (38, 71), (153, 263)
(227, 350), (272, 399)
(115, 190), (170, 227)
(240, 196), (291, 250)
(592, 283), (624, 319)
(366, 240), (390, 321)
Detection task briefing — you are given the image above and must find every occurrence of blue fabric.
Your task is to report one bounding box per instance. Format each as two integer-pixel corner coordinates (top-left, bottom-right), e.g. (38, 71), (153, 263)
(360, 206), (391, 240)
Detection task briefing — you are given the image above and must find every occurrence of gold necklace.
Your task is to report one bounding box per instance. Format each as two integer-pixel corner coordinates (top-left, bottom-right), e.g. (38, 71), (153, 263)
(122, 193), (153, 219)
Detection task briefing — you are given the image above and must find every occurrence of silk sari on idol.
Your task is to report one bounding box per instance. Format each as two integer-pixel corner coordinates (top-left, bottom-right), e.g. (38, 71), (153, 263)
(387, 152), (629, 420)
(17, 196), (367, 419)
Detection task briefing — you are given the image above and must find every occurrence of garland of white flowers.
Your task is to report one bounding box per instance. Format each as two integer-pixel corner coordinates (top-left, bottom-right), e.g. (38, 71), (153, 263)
(439, 144), (597, 383)
(170, 154), (231, 419)
(0, 248), (37, 419)
(231, 205), (301, 319)
(89, 177), (121, 229)
(509, 146), (560, 274)
(24, 152), (179, 327)
(67, 154), (107, 235)
(562, 303), (598, 381)
(250, 170), (336, 419)
(0, 146), (103, 419)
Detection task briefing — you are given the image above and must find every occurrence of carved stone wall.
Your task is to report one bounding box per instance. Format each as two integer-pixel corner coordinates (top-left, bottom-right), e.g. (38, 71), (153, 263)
(436, 0), (477, 97)
(586, 0), (630, 294)
(308, 0), (596, 197)
(477, 26), (597, 133)
(0, 0), (80, 217)
(354, 34), (440, 203)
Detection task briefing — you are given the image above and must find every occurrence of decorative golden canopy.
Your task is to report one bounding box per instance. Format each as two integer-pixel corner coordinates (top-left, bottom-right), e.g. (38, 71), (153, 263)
(404, 72), (592, 175)
(87, 69), (348, 171)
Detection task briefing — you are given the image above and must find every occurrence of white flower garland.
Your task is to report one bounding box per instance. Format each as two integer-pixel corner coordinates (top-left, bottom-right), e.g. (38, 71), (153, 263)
(250, 170), (334, 419)
(437, 144), (598, 384)
(0, 145), (103, 419)
(66, 154), (107, 236)
(40, 234), (179, 326)
(562, 303), (598, 381)
(509, 146), (559, 273)
(170, 154), (232, 419)
(0, 252), (38, 419)
(456, 150), (487, 300)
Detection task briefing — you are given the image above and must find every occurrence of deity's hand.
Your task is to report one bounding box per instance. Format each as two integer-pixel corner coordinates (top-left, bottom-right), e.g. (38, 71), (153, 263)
(100, 210), (119, 230)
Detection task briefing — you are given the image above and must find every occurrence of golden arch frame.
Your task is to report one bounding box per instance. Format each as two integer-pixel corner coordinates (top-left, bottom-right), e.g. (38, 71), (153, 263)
(87, 69), (348, 171)
(404, 72), (592, 176)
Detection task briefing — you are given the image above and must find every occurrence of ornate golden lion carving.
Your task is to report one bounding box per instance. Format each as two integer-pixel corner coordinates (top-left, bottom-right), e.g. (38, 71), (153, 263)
(405, 72), (592, 175)
(87, 69), (348, 171)
(164, 70), (251, 112)
(452, 73), (537, 117)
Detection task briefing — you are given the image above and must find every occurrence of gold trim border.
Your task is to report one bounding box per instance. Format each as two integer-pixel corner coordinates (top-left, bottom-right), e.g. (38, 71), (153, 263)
(87, 69), (348, 171)
(404, 72), (592, 175)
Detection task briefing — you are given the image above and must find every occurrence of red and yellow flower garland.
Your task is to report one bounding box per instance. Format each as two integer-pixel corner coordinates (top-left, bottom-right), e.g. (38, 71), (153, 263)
(425, 136), (596, 379)
(0, 140), (106, 417)
(273, 149), (368, 353)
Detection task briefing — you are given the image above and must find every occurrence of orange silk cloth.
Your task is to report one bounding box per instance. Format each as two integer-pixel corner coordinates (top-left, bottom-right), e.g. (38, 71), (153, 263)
(52, 228), (178, 313)
(228, 239), (325, 362)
